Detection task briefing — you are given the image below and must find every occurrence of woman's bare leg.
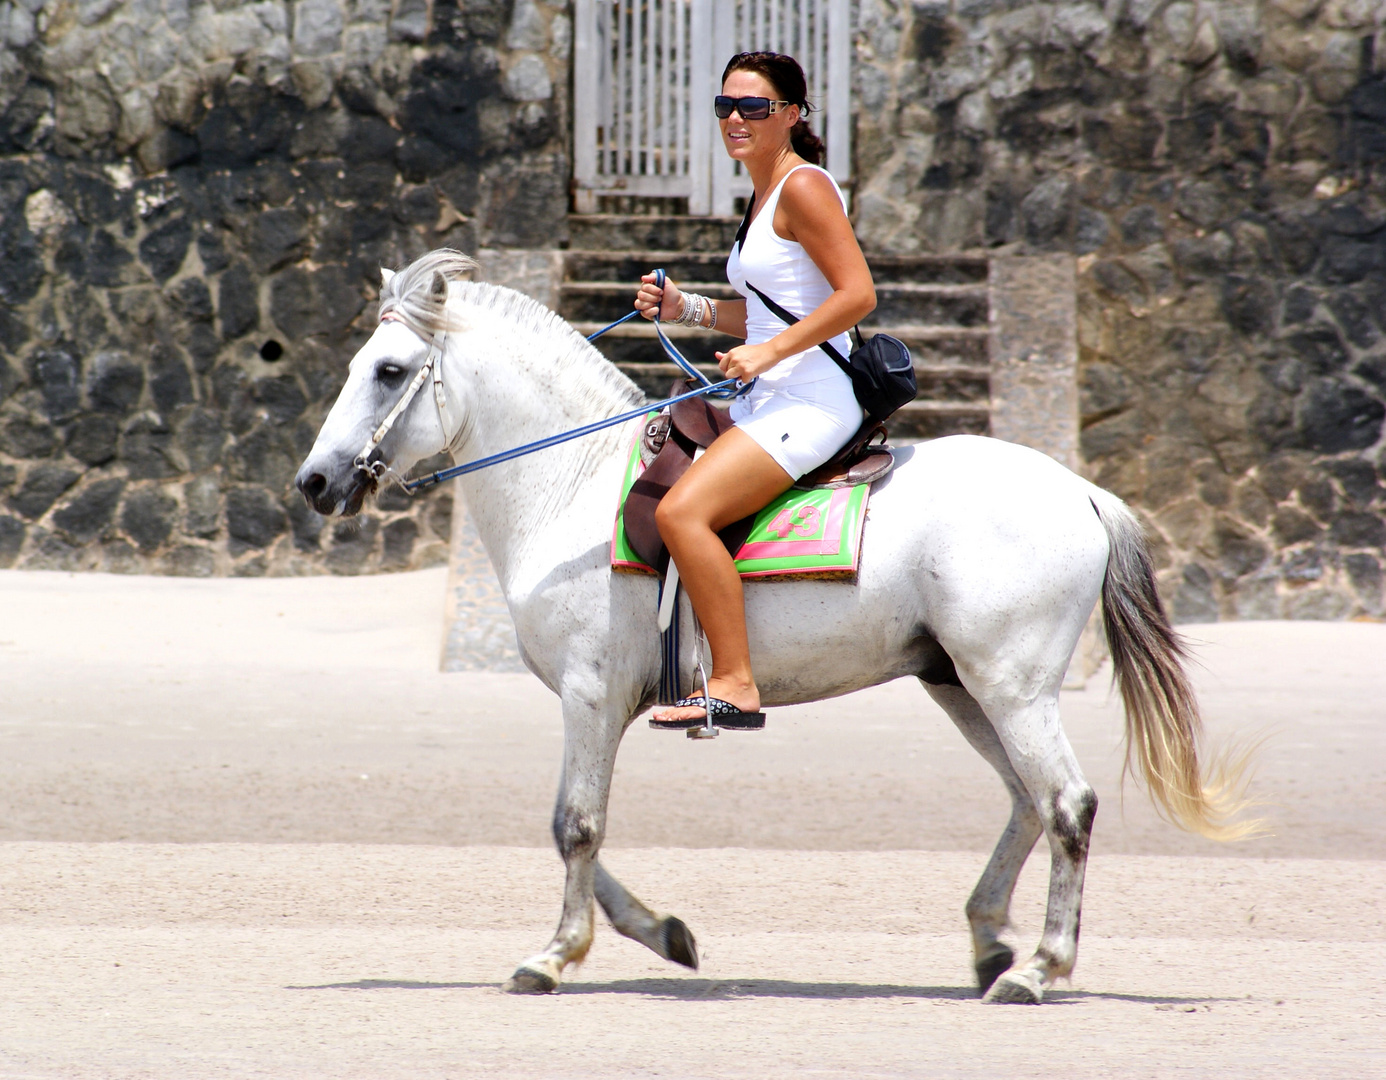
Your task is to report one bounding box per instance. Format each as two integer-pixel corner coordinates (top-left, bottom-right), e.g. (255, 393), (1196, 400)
(650, 428), (794, 723)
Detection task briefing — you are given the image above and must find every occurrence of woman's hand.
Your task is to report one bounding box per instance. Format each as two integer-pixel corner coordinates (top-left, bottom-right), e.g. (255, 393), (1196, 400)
(634, 273), (684, 321)
(716, 342), (780, 381)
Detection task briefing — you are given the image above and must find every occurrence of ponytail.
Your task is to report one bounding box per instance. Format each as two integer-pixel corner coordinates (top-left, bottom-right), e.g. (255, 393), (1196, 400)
(790, 119), (824, 165)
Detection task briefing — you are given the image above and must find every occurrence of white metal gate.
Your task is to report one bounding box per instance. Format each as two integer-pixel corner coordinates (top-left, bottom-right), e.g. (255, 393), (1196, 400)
(572, 0), (851, 216)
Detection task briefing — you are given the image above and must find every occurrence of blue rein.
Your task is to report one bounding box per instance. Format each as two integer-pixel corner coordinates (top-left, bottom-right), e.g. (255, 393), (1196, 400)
(402, 269), (745, 493)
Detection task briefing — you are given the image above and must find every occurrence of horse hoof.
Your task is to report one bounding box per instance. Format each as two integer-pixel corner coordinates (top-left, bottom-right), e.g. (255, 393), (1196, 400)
(974, 946), (1015, 994)
(662, 917), (699, 970)
(982, 970), (1043, 1005)
(503, 966), (558, 994)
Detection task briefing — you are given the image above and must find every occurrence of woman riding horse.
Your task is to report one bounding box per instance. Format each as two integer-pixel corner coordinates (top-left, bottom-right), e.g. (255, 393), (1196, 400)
(636, 51), (876, 730)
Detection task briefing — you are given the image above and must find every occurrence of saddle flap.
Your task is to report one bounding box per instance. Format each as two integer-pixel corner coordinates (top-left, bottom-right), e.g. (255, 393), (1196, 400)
(669, 380), (734, 448)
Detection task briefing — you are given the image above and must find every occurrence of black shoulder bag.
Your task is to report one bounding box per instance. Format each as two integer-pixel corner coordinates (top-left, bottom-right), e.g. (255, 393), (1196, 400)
(745, 281), (916, 427)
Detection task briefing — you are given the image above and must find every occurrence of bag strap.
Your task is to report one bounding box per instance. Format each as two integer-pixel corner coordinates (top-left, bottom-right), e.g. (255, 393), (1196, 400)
(733, 195), (755, 251)
(745, 281), (853, 373)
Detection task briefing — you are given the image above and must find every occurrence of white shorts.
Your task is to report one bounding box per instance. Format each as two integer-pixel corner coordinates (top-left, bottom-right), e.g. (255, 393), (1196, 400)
(728, 372), (863, 480)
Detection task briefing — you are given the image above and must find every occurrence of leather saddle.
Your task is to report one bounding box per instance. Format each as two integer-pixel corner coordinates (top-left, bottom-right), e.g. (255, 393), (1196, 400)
(621, 380), (895, 574)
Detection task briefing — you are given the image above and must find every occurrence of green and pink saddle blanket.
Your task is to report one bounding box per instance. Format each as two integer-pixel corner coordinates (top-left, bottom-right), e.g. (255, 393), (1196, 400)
(609, 417), (871, 581)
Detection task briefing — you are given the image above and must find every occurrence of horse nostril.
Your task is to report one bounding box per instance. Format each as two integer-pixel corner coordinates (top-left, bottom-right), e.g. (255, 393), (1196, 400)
(299, 472), (327, 501)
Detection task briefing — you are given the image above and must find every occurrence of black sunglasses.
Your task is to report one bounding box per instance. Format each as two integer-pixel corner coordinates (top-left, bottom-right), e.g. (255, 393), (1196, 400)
(714, 95), (790, 121)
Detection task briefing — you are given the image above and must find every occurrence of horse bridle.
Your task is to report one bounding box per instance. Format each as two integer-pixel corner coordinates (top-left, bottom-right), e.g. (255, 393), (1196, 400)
(352, 314), (458, 482)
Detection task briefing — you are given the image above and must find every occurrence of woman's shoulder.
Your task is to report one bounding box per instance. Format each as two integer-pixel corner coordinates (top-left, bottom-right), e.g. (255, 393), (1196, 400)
(778, 165), (846, 216)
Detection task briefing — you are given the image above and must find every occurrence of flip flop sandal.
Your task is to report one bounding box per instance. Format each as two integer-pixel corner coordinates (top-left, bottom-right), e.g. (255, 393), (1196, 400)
(649, 696), (767, 731)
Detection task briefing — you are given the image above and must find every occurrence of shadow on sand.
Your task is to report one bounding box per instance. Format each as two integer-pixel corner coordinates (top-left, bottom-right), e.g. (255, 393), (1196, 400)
(288, 976), (1222, 1006)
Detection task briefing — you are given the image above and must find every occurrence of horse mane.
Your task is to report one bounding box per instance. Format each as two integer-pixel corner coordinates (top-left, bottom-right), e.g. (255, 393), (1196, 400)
(379, 248), (645, 413)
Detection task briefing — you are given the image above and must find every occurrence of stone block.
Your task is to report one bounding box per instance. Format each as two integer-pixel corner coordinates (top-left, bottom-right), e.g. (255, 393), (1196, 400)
(1220, 274), (1276, 336)
(165, 543), (216, 576)
(443, 486), (524, 671)
(183, 474), (222, 538)
(139, 215), (192, 282)
(121, 415), (178, 480)
(389, 0), (430, 42)
(1328, 510), (1386, 548)
(29, 345), (82, 422)
(9, 464), (80, 520)
(476, 247), (563, 311)
(1, 415), (59, 459)
(120, 485), (179, 551)
(381, 516), (418, 569)
(292, 0), (344, 56)
(990, 255), (1078, 469)
(225, 485), (288, 550)
(326, 514), (379, 573)
(504, 54), (552, 102)
(1172, 561), (1219, 622)
(175, 408), (227, 472)
(1020, 176), (1077, 249)
(0, 513), (24, 567)
(87, 352), (144, 415)
(506, 0), (547, 50)
(1231, 574), (1281, 618)
(52, 477), (125, 543)
(150, 343), (195, 413)
(1296, 377), (1385, 453)
(67, 414), (120, 465)
(269, 264), (364, 340)
(1343, 552), (1383, 607)
(1285, 585), (1353, 619)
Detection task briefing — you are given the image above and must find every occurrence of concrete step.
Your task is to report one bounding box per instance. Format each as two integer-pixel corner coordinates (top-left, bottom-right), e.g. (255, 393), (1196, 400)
(603, 356), (989, 404)
(567, 215), (743, 253)
(560, 226), (995, 443)
(576, 320), (990, 375)
(565, 251), (730, 283)
(563, 249), (989, 286)
(561, 280), (988, 327)
(887, 401), (990, 441)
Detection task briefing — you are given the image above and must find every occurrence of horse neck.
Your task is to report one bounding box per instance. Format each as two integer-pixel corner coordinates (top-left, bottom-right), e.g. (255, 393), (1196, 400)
(445, 310), (641, 584)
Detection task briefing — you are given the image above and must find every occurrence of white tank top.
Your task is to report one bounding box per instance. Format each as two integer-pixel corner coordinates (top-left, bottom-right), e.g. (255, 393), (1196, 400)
(725, 164), (853, 388)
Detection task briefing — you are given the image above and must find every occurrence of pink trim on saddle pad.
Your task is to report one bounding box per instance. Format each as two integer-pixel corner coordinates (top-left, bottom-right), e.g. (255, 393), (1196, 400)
(734, 487), (851, 560)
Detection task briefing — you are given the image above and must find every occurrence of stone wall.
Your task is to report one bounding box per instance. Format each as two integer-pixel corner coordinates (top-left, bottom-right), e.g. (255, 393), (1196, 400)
(851, 0), (1386, 619)
(0, 0), (570, 574)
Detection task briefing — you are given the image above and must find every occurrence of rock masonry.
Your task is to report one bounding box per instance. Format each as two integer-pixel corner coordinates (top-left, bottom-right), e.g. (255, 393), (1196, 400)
(852, 0), (1386, 619)
(0, 0), (571, 575)
(3, 0), (1386, 622)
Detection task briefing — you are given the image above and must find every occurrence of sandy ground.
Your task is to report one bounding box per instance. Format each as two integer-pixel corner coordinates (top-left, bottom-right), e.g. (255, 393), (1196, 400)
(0, 568), (1383, 1077)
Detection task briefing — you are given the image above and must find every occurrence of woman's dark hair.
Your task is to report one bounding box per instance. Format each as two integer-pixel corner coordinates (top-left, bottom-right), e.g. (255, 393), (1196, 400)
(722, 51), (825, 166)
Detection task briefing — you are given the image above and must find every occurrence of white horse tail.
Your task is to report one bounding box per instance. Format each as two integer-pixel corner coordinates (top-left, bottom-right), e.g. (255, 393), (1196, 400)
(1088, 490), (1258, 841)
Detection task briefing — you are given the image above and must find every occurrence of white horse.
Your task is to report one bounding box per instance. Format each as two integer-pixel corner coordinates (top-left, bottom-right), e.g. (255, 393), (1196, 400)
(295, 250), (1249, 1004)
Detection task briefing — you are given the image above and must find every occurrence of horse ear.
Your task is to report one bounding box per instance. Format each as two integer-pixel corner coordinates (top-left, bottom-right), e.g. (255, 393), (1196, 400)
(430, 270), (448, 300)
(380, 267), (395, 287)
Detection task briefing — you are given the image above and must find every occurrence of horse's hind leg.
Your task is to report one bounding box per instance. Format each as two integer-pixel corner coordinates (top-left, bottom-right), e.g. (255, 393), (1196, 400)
(966, 685), (1097, 1005)
(593, 861), (699, 969)
(924, 682), (1042, 994)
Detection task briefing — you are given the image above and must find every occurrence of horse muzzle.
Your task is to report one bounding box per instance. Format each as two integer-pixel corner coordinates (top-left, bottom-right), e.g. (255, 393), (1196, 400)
(294, 454), (376, 517)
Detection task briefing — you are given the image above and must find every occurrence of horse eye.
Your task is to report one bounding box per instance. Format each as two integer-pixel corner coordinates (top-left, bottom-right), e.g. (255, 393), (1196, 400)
(376, 363), (406, 383)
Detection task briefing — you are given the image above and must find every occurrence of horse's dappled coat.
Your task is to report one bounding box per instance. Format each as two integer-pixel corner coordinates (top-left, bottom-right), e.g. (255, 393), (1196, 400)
(295, 249), (1254, 1005)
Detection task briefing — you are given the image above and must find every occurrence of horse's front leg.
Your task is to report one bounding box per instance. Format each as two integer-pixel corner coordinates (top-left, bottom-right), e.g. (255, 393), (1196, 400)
(504, 690), (626, 993)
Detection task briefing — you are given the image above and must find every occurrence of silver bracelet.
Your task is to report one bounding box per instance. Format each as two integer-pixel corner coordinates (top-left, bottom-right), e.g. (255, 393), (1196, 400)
(706, 297), (717, 330)
(677, 292), (704, 327)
